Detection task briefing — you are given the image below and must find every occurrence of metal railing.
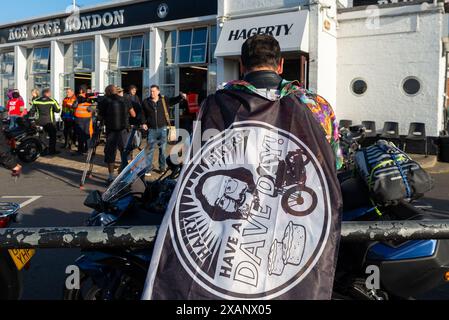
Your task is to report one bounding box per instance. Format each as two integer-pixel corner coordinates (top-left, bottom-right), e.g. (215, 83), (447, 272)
(1, 221), (449, 249)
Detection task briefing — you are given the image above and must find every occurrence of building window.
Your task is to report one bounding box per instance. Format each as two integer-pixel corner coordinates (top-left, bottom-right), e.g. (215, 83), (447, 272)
(32, 47), (50, 74)
(350, 78), (367, 96)
(119, 35), (144, 68)
(177, 27), (208, 64)
(33, 74), (51, 91)
(73, 40), (94, 71)
(0, 52), (14, 75)
(402, 77), (421, 96)
(164, 31), (177, 66)
(209, 25), (217, 64)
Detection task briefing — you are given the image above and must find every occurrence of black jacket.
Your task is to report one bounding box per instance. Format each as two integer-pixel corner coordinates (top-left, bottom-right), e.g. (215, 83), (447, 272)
(98, 95), (131, 131)
(142, 95), (183, 129)
(0, 125), (17, 169)
(29, 96), (61, 126)
(148, 78), (343, 300)
(125, 94), (143, 126)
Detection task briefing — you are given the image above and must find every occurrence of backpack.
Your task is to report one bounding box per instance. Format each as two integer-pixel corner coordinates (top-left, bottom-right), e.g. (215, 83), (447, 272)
(355, 140), (433, 205)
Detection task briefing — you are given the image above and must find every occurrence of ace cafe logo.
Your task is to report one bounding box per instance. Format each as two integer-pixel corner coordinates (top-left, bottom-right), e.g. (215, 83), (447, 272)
(157, 3), (169, 19)
(169, 121), (331, 299)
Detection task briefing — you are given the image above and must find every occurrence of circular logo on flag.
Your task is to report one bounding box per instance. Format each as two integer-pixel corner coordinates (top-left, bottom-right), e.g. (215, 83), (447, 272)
(157, 3), (169, 19)
(169, 121), (331, 299)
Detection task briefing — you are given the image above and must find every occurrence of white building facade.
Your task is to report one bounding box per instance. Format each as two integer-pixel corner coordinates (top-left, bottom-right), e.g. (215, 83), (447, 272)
(0, 0), (447, 137)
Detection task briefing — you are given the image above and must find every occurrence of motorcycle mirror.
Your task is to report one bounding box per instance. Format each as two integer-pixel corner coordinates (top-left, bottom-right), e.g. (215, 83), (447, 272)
(13, 212), (23, 223)
(84, 190), (104, 211)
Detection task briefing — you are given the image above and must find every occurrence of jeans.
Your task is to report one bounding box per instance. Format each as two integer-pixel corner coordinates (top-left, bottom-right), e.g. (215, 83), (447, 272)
(9, 116), (19, 130)
(147, 127), (167, 171)
(120, 128), (137, 171)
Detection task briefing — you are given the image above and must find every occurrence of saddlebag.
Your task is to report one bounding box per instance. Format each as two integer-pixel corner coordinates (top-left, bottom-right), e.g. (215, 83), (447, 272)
(355, 140), (433, 205)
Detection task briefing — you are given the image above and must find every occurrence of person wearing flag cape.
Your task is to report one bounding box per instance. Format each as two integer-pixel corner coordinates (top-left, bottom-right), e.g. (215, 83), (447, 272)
(143, 34), (343, 300)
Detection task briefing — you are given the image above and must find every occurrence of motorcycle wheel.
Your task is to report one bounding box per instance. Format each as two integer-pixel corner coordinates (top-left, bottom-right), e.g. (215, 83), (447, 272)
(281, 186), (318, 216)
(0, 250), (23, 300)
(63, 271), (144, 300)
(18, 139), (42, 163)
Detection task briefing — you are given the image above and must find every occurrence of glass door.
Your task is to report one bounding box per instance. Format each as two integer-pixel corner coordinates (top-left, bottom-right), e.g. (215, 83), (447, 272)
(105, 70), (122, 88)
(0, 74), (14, 107)
(60, 73), (75, 100)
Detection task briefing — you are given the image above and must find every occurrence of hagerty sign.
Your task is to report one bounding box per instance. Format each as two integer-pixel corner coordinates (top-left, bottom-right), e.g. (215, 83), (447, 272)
(0, 0), (217, 44)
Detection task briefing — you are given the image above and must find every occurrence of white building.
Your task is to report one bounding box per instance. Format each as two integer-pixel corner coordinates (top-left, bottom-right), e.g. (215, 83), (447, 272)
(0, 0), (447, 137)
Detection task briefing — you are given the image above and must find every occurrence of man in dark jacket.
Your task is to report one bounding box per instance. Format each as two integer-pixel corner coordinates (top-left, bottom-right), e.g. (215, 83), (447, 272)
(29, 88), (61, 155)
(141, 86), (186, 175)
(143, 35), (343, 300)
(0, 124), (21, 176)
(98, 85), (136, 184)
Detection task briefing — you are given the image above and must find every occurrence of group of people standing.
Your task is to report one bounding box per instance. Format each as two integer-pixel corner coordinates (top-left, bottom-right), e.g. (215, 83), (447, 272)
(3, 82), (187, 184)
(98, 84), (186, 184)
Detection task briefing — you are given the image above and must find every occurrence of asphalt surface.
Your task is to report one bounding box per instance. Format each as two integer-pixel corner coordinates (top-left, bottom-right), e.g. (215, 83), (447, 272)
(0, 150), (106, 300)
(0, 149), (449, 299)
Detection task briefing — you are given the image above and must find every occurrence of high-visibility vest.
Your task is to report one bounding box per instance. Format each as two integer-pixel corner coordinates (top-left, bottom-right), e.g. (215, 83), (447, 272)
(32, 98), (61, 123)
(74, 101), (92, 119)
(62, 96), (77, 120)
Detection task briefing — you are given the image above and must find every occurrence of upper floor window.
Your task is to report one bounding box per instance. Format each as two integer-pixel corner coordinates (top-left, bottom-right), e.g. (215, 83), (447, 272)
(178, 27), (208, 64)
(73, 40), (94, 71)
(164, 27), (212, 65)
(32, 47), (50, 74)
(402, 77), (421, 96)
(0, 52), (14, 75)
(119, 35), (144, 68)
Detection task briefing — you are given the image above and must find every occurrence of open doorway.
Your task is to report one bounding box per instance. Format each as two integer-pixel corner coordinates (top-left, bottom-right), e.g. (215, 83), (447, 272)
(180, 66), (208, 104)
(179, 66), (208, 133)
(74, 72), (93, 92)
(282, 54), (309, 88)
(121, 70), (143, 100)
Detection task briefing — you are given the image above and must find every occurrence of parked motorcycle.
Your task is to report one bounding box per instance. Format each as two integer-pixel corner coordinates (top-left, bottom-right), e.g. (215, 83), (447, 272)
(3, 117), (47, 163)
(64, 130), (449, 300)
(64, 147), (181, 300)
(334, 127), (449, 300)
(0, 202), (34, 300)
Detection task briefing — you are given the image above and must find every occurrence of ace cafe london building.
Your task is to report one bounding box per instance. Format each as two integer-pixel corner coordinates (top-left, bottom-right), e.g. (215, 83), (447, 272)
(0, 0), (447, 136)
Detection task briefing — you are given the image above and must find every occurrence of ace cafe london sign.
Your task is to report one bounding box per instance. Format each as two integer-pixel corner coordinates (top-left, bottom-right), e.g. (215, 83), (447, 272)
(8, 10), (125, 42)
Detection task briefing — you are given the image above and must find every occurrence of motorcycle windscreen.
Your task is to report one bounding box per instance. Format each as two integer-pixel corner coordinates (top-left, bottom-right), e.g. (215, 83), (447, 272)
(102, 145), (152, 203)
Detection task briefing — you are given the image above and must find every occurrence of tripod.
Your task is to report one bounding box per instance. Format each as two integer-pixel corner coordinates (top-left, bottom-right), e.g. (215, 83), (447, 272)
(80, 120), (103, 189)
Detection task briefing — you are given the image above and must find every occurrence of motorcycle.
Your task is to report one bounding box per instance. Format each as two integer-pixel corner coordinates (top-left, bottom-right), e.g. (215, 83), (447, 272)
(334, 126), (449, 300)
(64, 147), (181, 300)
(3, 116), (47, 163)
(65, 127), (449, 300)
(0, 203), (34, 300)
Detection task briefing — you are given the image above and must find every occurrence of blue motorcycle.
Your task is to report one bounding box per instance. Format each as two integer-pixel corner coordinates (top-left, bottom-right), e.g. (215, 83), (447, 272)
(63, 147), (180, 300)
(64, 131), (449, 300)
(333, 126), (449, 300)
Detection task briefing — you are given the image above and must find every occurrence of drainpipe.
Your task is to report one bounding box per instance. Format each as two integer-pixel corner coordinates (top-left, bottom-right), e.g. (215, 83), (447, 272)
(443, 39), (449, 132)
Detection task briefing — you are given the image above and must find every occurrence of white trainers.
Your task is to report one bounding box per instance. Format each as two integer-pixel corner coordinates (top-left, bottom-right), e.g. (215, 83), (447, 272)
(145, 172), (152, 177)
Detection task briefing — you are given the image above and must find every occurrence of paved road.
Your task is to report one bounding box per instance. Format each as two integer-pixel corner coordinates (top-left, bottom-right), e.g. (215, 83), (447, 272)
(1, 150), (449, 299)
(0, 149), (109, 300)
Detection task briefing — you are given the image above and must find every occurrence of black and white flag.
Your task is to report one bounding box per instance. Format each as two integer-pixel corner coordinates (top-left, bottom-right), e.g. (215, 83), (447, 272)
(143, 85), (342, 300)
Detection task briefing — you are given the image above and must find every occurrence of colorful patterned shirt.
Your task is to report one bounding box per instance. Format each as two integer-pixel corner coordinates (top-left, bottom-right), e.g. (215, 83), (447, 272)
(224, 80), (343, 170)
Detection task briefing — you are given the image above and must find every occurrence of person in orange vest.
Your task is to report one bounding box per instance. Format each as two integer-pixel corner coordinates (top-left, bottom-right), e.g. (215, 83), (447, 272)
(62, 88), (77, 150)
(74, 85), (93, 154)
